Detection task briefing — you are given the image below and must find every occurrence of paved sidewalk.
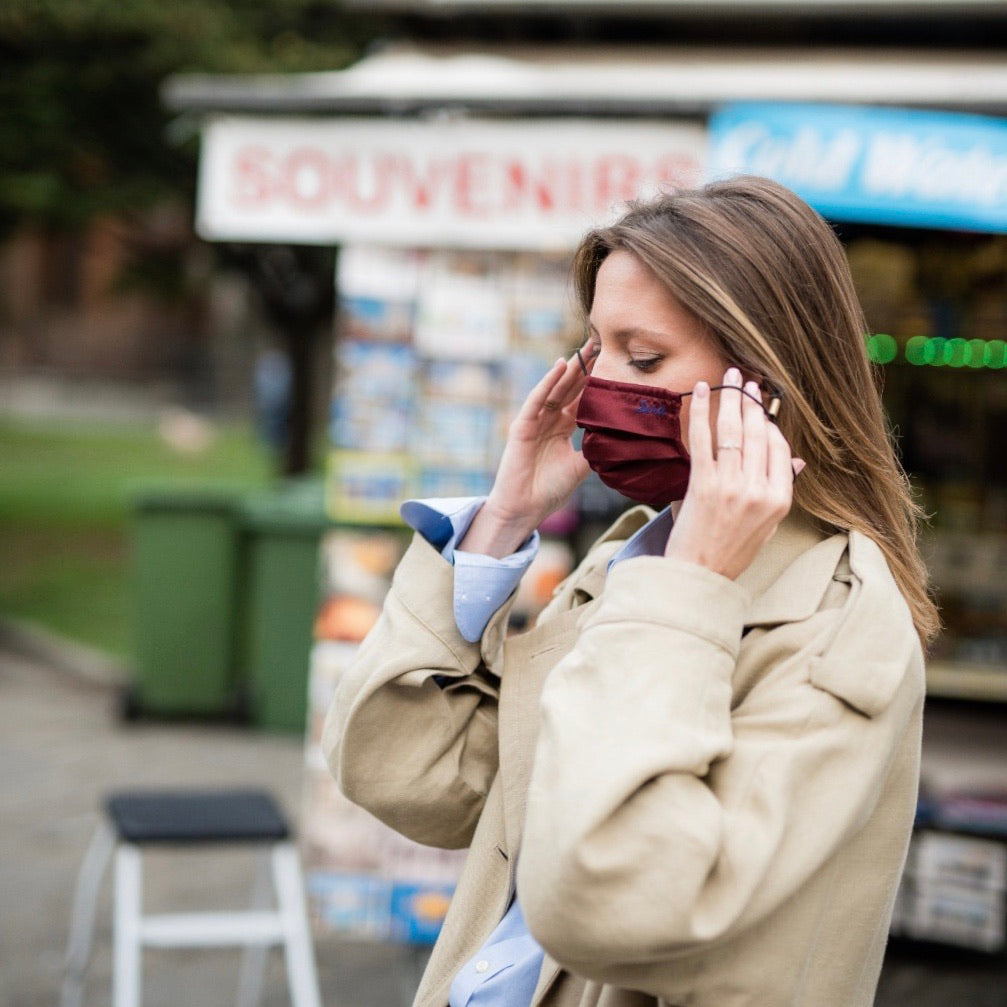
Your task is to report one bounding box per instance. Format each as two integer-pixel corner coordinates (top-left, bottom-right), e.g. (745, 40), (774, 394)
(0, 636), (427, 1007)
(1, 629), (1004, 1007)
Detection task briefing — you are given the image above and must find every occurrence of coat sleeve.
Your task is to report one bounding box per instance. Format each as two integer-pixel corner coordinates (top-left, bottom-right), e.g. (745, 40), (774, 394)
(322, 532), (512, 850)
(518, 546), (924, 985)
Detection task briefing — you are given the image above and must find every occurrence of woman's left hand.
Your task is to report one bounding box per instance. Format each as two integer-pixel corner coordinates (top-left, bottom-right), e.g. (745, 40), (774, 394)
(664, 368), (804, 580)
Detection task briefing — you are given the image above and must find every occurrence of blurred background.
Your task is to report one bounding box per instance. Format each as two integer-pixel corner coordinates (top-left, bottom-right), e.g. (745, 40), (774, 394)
(4, 1), (1007, 1005)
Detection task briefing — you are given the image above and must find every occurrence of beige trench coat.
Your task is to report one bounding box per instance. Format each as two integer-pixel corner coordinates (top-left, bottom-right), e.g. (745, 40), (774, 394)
(323, 506), (925, 1007)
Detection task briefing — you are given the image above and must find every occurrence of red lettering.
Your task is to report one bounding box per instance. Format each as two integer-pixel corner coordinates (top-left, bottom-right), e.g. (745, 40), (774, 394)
(329, 154), (356, 205)
(562, 160), (585, 215)
(453, 154), (493, 217)
(284, 148), (330, 209)
(594, 156), (644, 210)
(503, 161), (563, 213)
(395, 156), (447, 211)
(654, 154), (702, 190)
(232, 146), (275, 206)
(339, 153), (394, 213)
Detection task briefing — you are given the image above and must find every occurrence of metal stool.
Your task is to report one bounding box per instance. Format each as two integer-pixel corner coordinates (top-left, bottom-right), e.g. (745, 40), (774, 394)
(61, 788), (321, 1007)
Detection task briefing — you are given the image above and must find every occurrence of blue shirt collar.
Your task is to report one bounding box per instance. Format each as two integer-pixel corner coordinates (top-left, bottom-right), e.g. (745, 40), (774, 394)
(609, 505), (675, 568)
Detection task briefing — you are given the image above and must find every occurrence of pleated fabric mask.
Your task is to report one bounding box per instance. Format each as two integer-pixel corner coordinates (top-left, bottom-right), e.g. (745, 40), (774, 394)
(575, 374), (780, 509)
(575, 375), (692, 509)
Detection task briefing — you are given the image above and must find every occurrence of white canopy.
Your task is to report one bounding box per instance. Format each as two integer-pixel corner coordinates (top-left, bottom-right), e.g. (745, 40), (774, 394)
(165, 44), (1007, 116)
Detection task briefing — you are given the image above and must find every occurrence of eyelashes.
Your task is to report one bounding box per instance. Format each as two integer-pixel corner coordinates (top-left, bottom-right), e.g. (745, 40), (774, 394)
(628, 357), (662, 373)
(579, 336), (664, 374)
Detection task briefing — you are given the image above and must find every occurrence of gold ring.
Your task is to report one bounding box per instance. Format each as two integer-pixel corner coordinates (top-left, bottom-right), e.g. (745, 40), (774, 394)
(544, 400), (561, 411)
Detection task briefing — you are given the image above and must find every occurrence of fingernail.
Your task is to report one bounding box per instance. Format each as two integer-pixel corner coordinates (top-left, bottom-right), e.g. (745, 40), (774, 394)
(793, 459), (806, 476)
(745, 380), (759, 396)
(727, 367), (741, 383)
(695, 381), (709, 398)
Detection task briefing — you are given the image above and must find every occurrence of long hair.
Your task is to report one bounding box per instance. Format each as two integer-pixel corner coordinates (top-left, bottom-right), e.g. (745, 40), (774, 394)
(573, 176), (939, 647)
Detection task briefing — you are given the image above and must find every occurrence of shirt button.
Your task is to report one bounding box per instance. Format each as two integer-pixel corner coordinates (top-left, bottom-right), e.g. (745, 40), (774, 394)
(475, 960), (490, 974)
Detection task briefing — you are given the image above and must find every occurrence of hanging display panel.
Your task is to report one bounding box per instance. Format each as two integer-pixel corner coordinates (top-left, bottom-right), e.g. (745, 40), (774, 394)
(305, 243), (585, 943)
(326, 245), (582, 524)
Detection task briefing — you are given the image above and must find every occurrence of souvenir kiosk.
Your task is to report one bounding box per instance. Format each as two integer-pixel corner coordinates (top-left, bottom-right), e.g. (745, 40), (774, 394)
(170, 42), (1007, 961)
(190, 98), (705, 945)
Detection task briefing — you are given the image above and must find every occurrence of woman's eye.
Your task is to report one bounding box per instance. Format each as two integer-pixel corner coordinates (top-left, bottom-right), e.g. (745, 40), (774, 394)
(629, 357), (661, 372)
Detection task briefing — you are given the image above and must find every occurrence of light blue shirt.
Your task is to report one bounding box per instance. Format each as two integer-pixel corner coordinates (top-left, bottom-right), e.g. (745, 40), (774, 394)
(446, 897), (543, 1007)
(400, 497), (540, 643)
(399, 496), (673, 1007)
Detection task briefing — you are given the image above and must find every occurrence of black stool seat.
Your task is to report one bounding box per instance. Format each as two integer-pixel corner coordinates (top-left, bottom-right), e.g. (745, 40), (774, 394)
(63, 787), (320, 1007)
(106, 789), (290, 845)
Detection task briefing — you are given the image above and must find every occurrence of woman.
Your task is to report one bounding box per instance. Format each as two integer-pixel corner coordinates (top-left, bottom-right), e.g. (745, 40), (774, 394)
(324, 176), (937, 1007)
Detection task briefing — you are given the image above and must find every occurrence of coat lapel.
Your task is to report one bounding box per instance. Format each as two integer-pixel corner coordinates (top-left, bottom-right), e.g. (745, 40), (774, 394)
(737, 514), (848, 628)
(531, 952), (563, 1006)
(498, 600), (592, 857)
(497, 616), (585, 1007)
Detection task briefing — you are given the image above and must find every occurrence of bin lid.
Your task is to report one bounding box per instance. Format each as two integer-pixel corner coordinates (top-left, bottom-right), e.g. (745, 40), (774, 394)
(241, 478), (333, 533)
(132, 483), (247, 515)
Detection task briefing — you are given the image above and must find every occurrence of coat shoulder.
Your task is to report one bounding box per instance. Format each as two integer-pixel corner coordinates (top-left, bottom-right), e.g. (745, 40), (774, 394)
(806, 530), (924, 718)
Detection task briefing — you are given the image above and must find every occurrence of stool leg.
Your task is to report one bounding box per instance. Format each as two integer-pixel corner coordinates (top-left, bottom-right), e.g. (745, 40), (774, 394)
(113, 845), (143, 1007)
(271, 843), (321, 1007)
(236, 849), (274, 1007)
(61, 821), (116, 1007)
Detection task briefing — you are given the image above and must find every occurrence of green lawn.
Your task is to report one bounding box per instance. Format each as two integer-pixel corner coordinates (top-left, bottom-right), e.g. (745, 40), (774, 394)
(0, 417), (278, 657)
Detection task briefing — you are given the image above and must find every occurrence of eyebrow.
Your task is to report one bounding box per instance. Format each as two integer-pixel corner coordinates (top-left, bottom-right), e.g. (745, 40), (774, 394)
(586, 323), (671, 344)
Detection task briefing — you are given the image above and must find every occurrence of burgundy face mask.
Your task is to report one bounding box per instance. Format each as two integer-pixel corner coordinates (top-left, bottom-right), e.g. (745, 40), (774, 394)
(576, 375), (692, 509)
(575, 374), (780, 509)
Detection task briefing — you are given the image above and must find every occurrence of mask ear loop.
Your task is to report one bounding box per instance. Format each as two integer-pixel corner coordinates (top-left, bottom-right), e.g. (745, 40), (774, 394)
(681, 384), (781, 419)
(577, 344), (601, 377)
(760, 378), (784, 423)
(681, 380), (795, 478)
(576, 353), (785, 421)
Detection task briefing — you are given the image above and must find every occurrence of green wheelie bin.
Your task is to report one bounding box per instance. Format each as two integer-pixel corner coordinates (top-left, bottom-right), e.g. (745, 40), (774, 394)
(129, 489), (244, 718)
(239, 479), (332, 733)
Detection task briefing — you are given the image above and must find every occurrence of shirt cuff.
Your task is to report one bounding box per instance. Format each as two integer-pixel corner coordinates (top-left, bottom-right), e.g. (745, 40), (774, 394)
(400, 496), (540, 643)
(453, 539), (538, 642)
(400, 496), (487, 556)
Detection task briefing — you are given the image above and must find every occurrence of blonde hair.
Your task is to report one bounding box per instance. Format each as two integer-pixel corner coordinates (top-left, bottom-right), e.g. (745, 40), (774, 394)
(573, 176), (939, 647)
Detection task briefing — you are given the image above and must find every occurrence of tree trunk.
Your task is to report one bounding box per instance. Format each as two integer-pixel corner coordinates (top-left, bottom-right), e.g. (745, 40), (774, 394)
(279, 321), (316, 477)
(221, 243), (335, 477)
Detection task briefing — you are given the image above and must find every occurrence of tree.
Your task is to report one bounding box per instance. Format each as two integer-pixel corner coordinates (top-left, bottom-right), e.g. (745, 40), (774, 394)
(221, 243), (336, 477)
(0, 0), (379, 234)
(0, 0), (384, 473)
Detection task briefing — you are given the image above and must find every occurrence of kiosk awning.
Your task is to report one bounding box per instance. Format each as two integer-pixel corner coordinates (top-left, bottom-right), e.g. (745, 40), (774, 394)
(164, 44), (1007, 117)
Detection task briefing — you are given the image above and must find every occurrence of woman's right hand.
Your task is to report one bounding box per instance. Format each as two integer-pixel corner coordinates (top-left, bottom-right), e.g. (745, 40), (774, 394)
(458, 343), (594, 558)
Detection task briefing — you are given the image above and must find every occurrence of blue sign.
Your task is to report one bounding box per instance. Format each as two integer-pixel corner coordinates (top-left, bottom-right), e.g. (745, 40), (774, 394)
(708, 103), (1007, 233)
